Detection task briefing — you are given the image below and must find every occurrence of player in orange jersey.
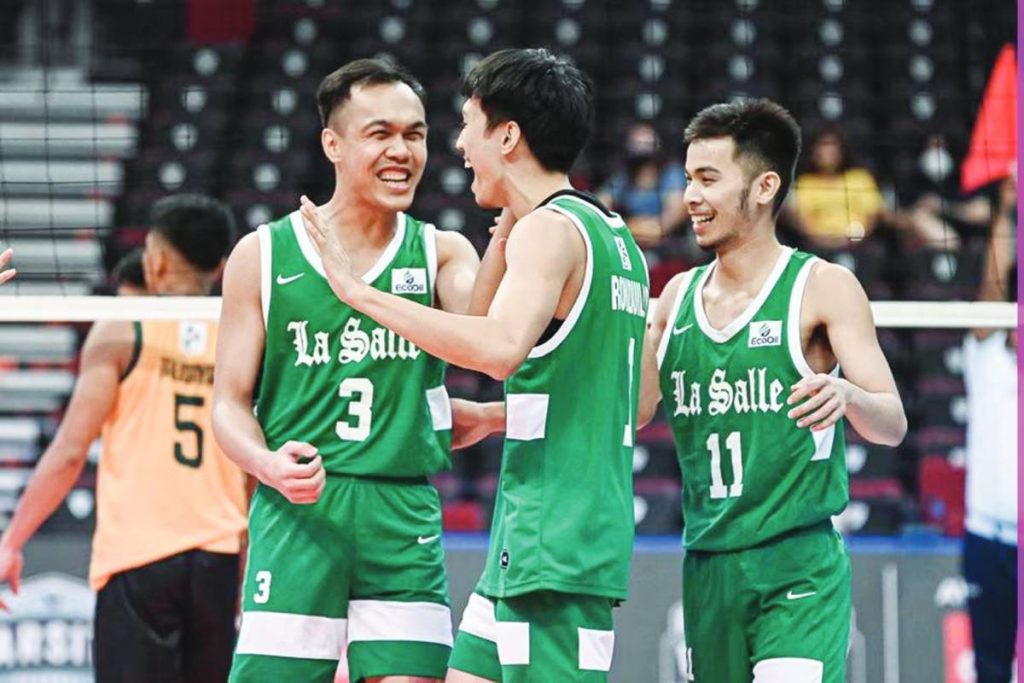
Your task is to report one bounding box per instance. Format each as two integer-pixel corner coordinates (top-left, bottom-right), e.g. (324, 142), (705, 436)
(0, 194), (248, 683)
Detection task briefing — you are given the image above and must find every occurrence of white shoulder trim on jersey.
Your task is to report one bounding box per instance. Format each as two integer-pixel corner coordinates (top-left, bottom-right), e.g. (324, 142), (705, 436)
(457, 593), (497, 643)
(256, 223), (271, 330)
(656, 269), (697, 369)
(424, 222), (439, 303)
(787, 256), (822, 378)
(527, 204), (594, 359)
(289, 210), (327, 278)
(288, 210), (407, 284)
(236, 611), (346, 660)
(347, 599), (453, 646)
(695, 246), (794, 344)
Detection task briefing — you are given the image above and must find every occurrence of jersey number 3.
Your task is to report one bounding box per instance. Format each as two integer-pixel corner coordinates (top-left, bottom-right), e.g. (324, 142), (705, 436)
(337, 377), (374, 442)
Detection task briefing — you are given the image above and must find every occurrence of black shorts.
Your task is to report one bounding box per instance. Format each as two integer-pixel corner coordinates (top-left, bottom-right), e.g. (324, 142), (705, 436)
(94, 549), (240, 683)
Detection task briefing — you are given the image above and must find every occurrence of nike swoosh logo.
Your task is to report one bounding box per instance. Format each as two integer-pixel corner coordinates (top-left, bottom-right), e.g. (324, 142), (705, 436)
(672, 323), (694, 336)
(417, 534), (440, 545)
(786, 590), (817, 600)
(276, 273), (305, 285)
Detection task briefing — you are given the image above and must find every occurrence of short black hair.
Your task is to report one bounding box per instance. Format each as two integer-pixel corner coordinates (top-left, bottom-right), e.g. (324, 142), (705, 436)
(462, 48), (594, 173)
(684, 99), (802, 216)
(317, 58), (426, 127)
(150, 194), (236, 272)
(112, 247), (145, 289)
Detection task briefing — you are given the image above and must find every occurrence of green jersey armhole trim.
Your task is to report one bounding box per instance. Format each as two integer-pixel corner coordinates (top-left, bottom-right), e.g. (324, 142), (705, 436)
(120, 321), (143, 381)
(694, 246), (794, 344)
(423, 222), (438, 304)
(786, 255), (840, 378)
(656, 268), (697, 369)
(526, 204), (594, 359)
(287, 209), (409, 285)
(257, 223), (271, 330)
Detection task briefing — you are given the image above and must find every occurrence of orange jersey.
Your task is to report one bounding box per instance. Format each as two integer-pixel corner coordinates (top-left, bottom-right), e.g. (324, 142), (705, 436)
(90, 320), (248, 590)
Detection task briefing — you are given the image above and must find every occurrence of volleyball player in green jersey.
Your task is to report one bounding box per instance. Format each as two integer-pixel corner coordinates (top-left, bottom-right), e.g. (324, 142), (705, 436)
(302, 49), (649, 681)
(637, 100), (908, 683)
(212, 60), (482, 683)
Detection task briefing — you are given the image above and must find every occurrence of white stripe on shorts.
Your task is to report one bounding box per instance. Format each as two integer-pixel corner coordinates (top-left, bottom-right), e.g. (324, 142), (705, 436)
(578, 627), (615, 671)
(348, 600), (453, 646)
(457, 593), (498, 643)
(236, 611), (346, 660)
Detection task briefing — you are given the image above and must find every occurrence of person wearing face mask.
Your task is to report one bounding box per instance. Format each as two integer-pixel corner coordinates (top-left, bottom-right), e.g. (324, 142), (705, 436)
(895, 134), (995, 249)
(598, 122), (688, 249)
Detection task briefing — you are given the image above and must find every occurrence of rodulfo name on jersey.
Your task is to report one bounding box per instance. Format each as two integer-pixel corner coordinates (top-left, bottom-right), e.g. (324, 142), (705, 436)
(669, 366), (785, 418)
(286, 317), (420, 367)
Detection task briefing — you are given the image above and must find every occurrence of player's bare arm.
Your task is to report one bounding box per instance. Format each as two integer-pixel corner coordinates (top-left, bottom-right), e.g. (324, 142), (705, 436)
(211, 233), (326, 505)
(434, 229), (482, 315)
(0, 248), (15, 285)
(303, 198), (584, 380)
(788, 262), (907, 445)
(0, 320), (133, 608)
(973, 176), (1015, 340)
(637, 270), (690, 427)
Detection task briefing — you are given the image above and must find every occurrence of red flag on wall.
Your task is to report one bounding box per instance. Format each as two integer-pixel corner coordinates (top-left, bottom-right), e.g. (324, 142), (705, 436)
(961, 44), (1017, 194)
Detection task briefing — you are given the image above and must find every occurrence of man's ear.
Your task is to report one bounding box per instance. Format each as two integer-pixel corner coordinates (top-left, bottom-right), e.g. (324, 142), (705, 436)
(754, 170), (782, 209)
(321, 126), (344, 164)
(500, 120), (522, 156)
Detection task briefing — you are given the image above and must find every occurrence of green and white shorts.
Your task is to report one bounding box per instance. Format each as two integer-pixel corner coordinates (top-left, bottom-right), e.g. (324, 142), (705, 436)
(449, 590), (617, 682)
(683, 522), (852, 683)
(230, 476), (452, 682)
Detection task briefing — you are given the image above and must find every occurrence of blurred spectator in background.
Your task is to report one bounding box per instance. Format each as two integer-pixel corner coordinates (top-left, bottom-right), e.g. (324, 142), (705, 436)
(599, 122), (688, 249)
(962, 174), (1016, 683)
(788, 126), (885, 247)
(110, 247), (146, 296)
(893, 134), (994, 250)
(0, 248), (14, 286)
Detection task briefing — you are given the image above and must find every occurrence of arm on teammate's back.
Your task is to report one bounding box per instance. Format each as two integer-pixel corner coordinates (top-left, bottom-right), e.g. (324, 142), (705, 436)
(434, 230), (482, 315)
(302, 197), (577, 380)
(637, 271), (689, 427)
(0, 321), (132, 608)
(211, 234), (326, 505)
(0, 248), (15, 285)
(788, 263), (907, 446)
(450, 399), (505, 450)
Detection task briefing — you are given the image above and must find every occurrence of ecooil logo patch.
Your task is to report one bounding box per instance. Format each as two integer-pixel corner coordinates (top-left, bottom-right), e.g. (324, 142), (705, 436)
(748, 320), (782, 348)
(391, 268), (427, 295)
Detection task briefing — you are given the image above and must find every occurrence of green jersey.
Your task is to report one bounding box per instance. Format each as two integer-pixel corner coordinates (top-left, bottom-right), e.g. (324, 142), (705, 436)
(657, 247), (847, 552)
(255, 210), (451, 478)
(478, 191), (649, 601)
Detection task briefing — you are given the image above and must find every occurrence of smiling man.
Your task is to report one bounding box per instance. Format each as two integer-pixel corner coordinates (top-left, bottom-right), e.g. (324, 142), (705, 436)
(301, 49), (648, 682)
(637, 99), (907, 683)
(212, 59), (480, 683)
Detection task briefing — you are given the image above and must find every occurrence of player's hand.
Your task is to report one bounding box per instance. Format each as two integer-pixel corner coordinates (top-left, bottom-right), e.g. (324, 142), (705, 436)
(787, 374), (850, 432)
(0, 248), (16, 286)
(299, 195), (361, 304)
(451, 399), (504, 450)
(258, 441), (326, 505)
(489, 208), (516, 239)
(0, 542), (24, 611)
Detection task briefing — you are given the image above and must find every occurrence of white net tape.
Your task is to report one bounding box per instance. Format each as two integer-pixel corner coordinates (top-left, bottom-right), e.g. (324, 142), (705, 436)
(0, 296), (1016, 328)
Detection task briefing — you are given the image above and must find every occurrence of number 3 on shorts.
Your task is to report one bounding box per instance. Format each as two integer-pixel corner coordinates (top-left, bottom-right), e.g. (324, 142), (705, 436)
(253, 570), (272, 604)
(337, 377), (373, 442)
